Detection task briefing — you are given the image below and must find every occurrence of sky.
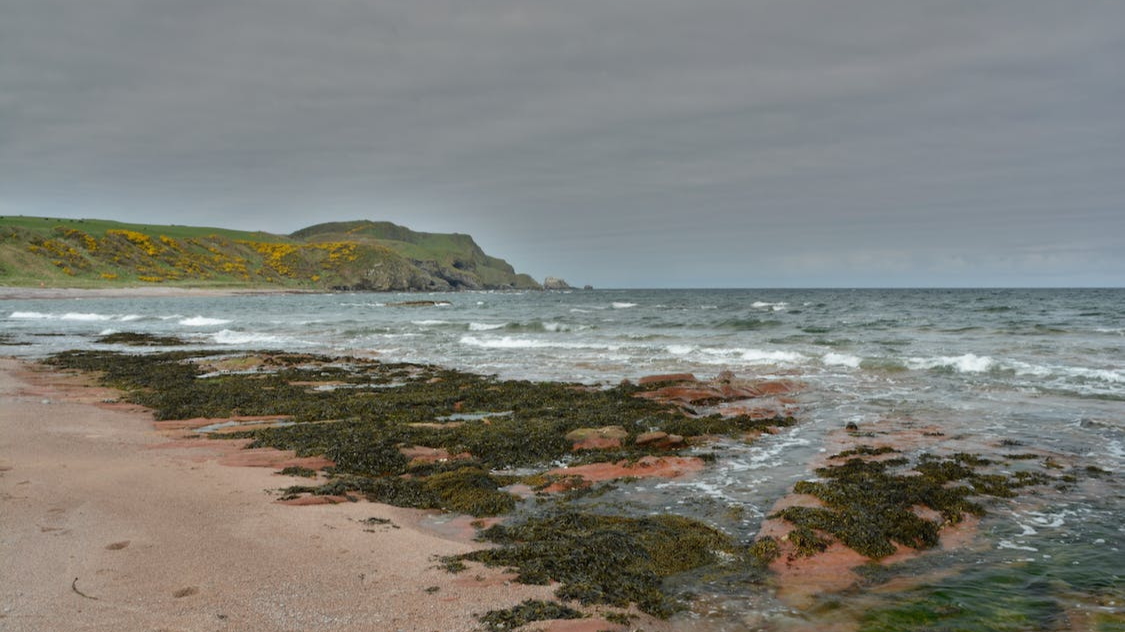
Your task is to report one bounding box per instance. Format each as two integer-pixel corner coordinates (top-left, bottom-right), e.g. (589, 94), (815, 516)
(2, 1), (1123, 288)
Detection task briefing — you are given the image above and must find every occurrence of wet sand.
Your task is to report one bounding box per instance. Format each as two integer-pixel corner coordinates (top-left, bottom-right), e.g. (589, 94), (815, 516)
(0, 358), (668, 631)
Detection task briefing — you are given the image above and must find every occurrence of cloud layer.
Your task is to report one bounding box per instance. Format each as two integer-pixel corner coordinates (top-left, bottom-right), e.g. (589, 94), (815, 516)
(3, 1), (1123, 286)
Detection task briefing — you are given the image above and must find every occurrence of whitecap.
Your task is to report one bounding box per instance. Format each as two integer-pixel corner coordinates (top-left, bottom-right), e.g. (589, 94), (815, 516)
(468, 322), (507, 331)
(180, 316), (232, 327)
(733, 349), (806, 365)
(62, 312), (114, 321)
(907, 353), (994, 373)
(459, 335), (622, 351)
(612, 302), (638, 309)
(667, 344), (696, 355)
(1004, 359), (1124, 383)
(10, 311), (52, 319)
(120, 314), (144, 322)
(412, 319), (451, 326)
(751, 301), (788, 311)
(823, 352), (862, 368)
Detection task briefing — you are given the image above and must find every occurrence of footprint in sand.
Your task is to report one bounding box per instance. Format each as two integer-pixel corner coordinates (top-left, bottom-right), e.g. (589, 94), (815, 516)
(105, 540), (130, 550)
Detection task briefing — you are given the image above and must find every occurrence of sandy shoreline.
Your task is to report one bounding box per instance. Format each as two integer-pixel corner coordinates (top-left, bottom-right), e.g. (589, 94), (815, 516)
(1, 357), (661, 632)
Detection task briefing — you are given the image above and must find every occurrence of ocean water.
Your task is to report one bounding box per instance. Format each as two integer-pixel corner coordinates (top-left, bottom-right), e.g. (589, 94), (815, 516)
(4, 288), (1123, 629)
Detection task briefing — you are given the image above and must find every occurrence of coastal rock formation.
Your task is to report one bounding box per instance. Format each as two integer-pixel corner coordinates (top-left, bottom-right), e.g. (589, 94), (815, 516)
(542, 276), (572, 290)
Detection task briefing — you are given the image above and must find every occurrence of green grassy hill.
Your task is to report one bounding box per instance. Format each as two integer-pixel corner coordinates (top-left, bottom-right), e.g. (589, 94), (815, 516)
(0, 216), (541, 291)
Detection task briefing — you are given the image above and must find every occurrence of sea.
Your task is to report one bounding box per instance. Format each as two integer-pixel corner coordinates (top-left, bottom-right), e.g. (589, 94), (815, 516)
(3, 288), (1123, 630)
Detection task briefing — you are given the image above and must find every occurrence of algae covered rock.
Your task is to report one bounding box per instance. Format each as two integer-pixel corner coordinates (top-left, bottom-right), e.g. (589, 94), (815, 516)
(564, 425), (628, 450)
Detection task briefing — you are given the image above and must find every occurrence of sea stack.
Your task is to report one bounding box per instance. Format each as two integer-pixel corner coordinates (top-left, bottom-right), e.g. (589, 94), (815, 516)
(543, 276), (572, 290)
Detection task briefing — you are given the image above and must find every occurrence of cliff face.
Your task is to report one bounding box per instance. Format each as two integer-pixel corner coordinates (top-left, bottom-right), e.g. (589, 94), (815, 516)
(0, 216), (541, 291)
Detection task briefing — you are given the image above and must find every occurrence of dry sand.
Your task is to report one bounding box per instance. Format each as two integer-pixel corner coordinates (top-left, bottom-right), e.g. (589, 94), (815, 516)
(0, 358), (667, 632)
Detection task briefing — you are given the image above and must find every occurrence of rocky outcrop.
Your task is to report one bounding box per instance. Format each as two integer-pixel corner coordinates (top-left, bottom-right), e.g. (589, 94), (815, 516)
(543, 276), (572, 290)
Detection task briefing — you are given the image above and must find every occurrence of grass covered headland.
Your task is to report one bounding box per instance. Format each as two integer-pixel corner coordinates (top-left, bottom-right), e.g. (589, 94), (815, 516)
(44, 349), (1057, 620)
(0, 216), (540, 290)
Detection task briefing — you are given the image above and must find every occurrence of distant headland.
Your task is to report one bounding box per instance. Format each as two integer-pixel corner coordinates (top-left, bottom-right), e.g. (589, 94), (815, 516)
(0, 216), (545, 291)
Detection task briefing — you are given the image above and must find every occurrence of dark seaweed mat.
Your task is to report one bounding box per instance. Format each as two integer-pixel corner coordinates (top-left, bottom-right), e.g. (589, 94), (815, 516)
(447, 510), (742, 618)
(477, 599), (585, 631)
(96, 332), (188, 346)
(45, 350), (791, 516)
(773, 453), (1052, 559)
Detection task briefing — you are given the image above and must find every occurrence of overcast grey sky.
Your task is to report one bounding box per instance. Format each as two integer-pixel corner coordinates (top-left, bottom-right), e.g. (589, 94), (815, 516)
(2, 1), (1122, 287)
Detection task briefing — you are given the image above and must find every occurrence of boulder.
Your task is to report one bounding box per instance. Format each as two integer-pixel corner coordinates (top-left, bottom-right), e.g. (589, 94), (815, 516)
(635, 431), (685, 449)
(638, 373), (697, 386)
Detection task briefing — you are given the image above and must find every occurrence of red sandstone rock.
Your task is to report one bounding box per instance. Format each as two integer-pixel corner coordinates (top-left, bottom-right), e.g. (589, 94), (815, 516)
(635, 386), (724, 405)
(717, 405), (782, 420)
(637, 372), (697, 385)
(634, 431), (684, 449)
(542, 456), (705, 492)
(746, 379), (803, 396)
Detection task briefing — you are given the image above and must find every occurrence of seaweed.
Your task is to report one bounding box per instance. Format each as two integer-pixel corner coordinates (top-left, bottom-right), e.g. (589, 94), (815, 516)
(45, 350), (785, 518)
(772, 453), (1051, 559)
(423, 467), (518, 516)
(748, 535), (781, 565)
(477, 599), (585, 631)
(445, 510), (740, 618)
(95, 332), (187, 346)
(831, 445), (899, 458)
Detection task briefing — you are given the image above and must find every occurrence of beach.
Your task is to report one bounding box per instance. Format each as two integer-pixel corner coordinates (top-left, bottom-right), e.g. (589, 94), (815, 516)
(1, 357), (666, 632)
(2, 287), (1122, 631)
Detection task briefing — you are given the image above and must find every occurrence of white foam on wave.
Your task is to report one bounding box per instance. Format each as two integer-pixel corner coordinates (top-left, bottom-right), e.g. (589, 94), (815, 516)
(9, 311), (51, 320)
(459, 335), (623, 351)
(412, 319), (451, 326)
(684, 347), (809, 365)
(751, 301), (788, 311)
(654, 429), (810, 502)
(210, 329), (288, 345)
(543, 322), (575, 332)
(734, 349), (806, 364)
(908, 353), (994, 373)
(62, 312), (115, 321)
(667, 344), (695, 355)
(611, 302), (637, 309)
(1006, 359), (1125, 384)
(823, 352), (862, 368)
(180, 316), (232, 327)
(468, 322), (507, 331)
(13, 311), (146, 322)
